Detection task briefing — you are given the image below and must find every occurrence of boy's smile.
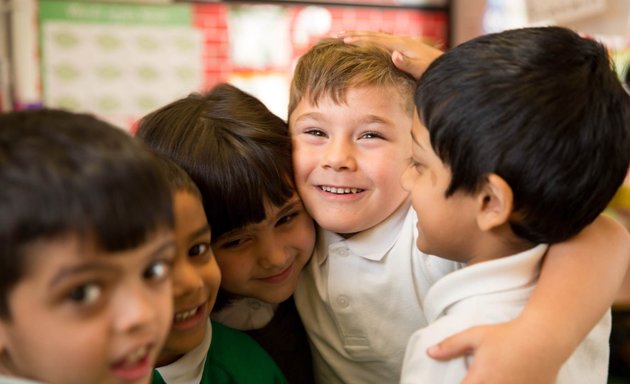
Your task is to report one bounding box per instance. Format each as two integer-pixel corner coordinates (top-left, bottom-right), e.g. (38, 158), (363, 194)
(158, 191), (220, 366)
(289, 85), (413, 236)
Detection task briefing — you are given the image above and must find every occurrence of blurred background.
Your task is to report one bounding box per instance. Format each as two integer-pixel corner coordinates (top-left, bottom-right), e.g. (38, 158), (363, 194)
(1, 0), (629, 381)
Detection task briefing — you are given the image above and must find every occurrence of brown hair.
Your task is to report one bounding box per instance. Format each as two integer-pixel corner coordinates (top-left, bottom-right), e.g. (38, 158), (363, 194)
(288, 37), (416, 117)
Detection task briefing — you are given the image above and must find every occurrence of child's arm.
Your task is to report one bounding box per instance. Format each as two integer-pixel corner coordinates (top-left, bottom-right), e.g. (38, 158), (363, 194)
(428, 215), (630, 384)
(339, 30), (442, 79)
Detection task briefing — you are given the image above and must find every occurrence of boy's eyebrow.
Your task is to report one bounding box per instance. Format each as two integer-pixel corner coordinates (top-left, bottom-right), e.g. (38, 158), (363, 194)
(49, 261), (118, 288)
(49, 240), (176, 287)
(188, 224), (211, 242)
(291, 111), (322, 123)
(360, 115), (391, 126)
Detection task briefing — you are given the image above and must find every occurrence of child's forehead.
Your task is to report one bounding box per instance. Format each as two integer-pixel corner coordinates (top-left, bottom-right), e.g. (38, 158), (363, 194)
(319, 83), (408, 104)
(20, 229), (172, 275)
(291, 85), (412, 120)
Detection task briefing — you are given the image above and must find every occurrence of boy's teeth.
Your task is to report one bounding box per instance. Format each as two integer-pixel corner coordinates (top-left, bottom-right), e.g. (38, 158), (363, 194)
(124, 346), (148, 365)
(174, 307), (199, 322)
(321, 186), (361, 194)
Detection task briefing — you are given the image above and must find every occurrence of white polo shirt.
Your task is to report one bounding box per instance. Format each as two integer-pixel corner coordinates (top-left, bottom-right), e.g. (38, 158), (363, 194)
(401, 244), (611, 384)
(294, 202), (460, 383)
(155, 320), (211, 383)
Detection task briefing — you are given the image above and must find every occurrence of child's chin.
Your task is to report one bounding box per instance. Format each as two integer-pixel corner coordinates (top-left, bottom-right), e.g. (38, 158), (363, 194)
(256, 289), (294, 305)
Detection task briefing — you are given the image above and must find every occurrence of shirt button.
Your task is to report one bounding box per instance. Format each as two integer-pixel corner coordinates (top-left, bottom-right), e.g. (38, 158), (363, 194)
(337, 247), (349, 257)
(336, 295), (350, 308)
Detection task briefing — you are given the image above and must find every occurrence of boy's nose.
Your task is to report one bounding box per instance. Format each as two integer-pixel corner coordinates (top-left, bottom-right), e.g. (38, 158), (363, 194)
(322, 139), (357, 171)
(172, 259), (204, 298)
(114, 282), (157, 334)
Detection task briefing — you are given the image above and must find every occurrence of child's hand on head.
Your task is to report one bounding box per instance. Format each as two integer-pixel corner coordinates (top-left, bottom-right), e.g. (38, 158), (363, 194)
(338, 30), (443, 79)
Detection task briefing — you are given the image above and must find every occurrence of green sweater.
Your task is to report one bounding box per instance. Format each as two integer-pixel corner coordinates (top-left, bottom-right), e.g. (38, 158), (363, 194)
(152, 322), (288, 384)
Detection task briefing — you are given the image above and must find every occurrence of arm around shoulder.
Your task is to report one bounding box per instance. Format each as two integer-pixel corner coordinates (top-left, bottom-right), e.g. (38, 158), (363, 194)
(427, 215), (629, 384)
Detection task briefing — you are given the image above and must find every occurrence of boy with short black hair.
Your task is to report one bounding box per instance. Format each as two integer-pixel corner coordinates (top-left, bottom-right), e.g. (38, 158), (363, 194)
(289, 36), (630, 383)
(0, 109), (175, 384)
(400, 25), (630, 383)
(145, 153), (288, 383)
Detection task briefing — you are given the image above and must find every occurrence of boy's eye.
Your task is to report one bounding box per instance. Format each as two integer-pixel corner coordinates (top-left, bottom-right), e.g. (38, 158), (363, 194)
(304, 128), (327, 137)
(359, 131), (384, 140)
(144, 260), (170, 281)
(189, 242), (210, 258)
(67, 283), (102, 305)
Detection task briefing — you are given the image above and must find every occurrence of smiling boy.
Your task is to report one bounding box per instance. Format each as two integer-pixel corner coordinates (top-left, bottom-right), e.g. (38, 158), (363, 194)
(289, 38), (454, 383)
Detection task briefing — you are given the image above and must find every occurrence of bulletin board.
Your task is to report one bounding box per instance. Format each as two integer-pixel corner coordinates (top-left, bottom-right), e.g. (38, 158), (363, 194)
(39, 1), (205, 129)
(38, 0), (447, 129)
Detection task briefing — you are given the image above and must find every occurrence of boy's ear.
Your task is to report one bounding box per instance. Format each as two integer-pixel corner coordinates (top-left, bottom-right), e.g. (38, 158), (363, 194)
(476, 173), (513, 231)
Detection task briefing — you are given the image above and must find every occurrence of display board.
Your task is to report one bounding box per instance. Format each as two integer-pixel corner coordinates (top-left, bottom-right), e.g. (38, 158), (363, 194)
(38, 0), (447, 129)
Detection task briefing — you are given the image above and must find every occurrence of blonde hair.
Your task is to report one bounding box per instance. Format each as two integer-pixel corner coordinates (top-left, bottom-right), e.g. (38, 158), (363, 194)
(288, 37), (416, 117)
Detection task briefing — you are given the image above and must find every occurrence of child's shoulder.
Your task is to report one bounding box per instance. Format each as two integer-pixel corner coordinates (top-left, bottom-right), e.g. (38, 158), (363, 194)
(205, 321), (287, 383)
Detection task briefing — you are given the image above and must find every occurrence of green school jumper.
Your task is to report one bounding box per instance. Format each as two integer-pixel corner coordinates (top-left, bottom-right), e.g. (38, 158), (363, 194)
(152, 321), (288, 384)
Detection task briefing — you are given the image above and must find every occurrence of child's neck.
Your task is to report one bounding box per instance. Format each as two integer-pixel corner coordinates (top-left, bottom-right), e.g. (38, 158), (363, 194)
(467, 225), (535, 265)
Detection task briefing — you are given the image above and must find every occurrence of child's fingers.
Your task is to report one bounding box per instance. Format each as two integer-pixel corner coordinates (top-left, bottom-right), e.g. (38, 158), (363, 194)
(339, 30), (413, 53)
(392, 51), (425, 80)
(426, 326), (480, 360)
(339, 30), (441, 80)
(430, 323), (560, 384)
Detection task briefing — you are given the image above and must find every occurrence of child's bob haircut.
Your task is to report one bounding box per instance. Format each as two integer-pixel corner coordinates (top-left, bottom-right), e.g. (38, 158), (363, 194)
(288, 37), (417, 117)
(136, 83), (294, 240)
(0, 109), (174, 318)
(416, 26), (630, 243)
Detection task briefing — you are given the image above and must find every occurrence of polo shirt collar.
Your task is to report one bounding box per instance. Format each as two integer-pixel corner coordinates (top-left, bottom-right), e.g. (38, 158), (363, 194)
(424, 244), (548, 322)
(315, 200), (412, 265)
(155, 319), (211, 382)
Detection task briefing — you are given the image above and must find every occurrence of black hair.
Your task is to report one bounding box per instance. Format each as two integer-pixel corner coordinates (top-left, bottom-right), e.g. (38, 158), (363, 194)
(0, 109), (173, 317)
(136, 83), (294, 241)
(416, 26), (630, 243)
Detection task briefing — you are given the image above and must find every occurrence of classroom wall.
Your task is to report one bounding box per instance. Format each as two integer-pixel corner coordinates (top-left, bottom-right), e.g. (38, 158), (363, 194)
(5, 0), (448, 128)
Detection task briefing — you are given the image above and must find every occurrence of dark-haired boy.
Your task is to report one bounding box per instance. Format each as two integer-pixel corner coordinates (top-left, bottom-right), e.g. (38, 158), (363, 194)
(400, 26), (630, 383)
(0, 109), (176, 384)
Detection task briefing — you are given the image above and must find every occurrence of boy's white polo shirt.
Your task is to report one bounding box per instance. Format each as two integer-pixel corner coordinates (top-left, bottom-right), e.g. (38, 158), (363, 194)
(295, 201), (459, 384)
(155, 320), (211, 383)
(400, 244), (611, 384)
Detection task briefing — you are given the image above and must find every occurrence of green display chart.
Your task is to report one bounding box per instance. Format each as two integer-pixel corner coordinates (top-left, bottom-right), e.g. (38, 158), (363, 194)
(39, 0), (203, 129)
